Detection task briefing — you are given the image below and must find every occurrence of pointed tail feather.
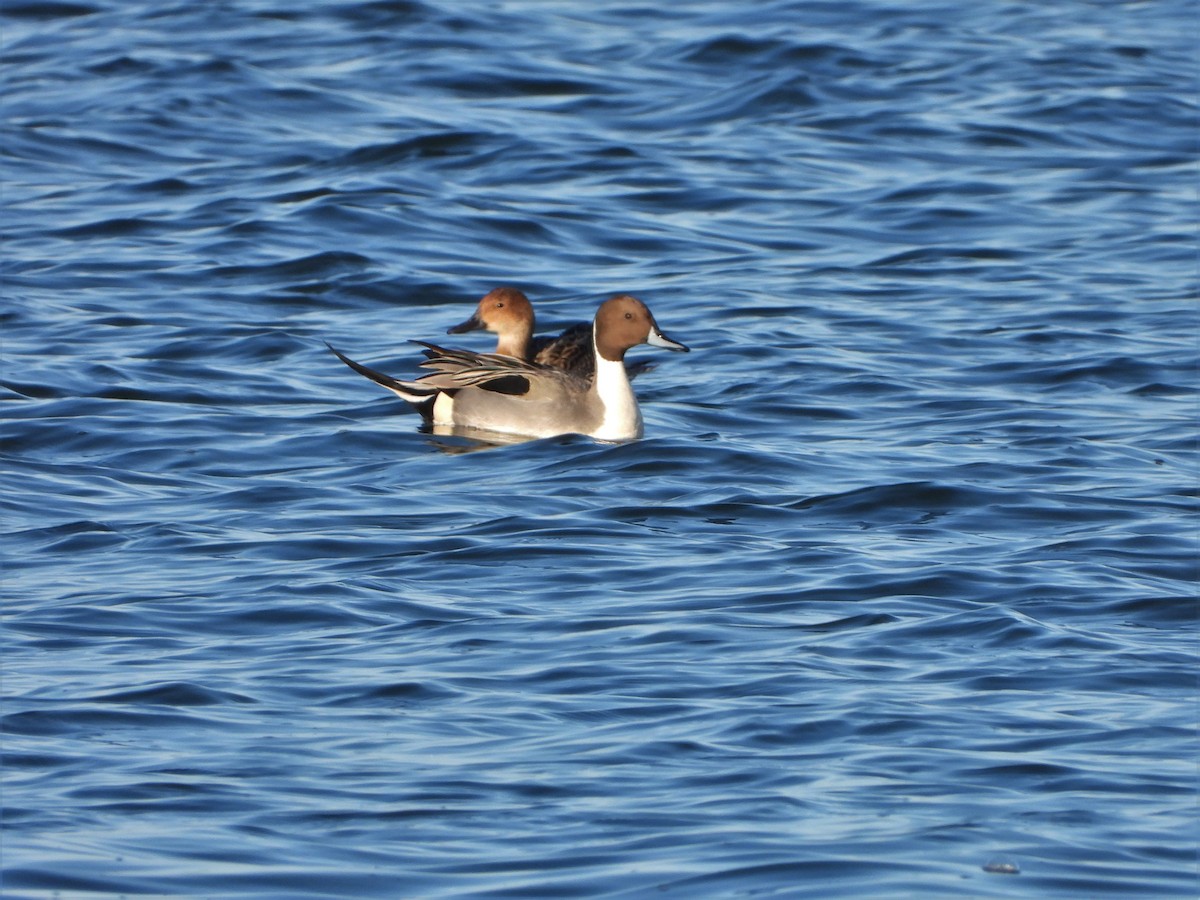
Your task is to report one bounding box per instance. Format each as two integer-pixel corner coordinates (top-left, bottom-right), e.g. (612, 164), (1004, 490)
(325, 342), (438, 418)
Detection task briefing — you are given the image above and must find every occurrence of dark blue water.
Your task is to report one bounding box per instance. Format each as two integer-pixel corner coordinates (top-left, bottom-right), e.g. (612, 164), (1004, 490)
(3, 1), (1196, 896)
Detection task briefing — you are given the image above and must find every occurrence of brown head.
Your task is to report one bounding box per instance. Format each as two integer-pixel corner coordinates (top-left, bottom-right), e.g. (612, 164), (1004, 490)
(447, 286), (535, 358)
(593, 295), (689, 362)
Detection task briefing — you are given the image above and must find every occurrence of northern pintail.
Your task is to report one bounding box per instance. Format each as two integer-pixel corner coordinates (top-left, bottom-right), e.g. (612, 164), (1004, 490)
(447, 286), (651, 380)
(329, 295), (688, 441)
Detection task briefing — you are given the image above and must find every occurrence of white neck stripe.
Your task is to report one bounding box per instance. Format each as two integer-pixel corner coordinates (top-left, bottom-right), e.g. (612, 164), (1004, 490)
(592, 335), (642, 441)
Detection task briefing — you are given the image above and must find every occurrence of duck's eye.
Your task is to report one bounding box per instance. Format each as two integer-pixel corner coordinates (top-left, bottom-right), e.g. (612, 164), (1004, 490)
(625, 312), (633, 320)
(496, 302), (504, 308)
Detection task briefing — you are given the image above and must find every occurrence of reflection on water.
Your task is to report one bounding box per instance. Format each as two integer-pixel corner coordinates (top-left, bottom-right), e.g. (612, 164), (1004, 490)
(425, 422), (546, 453)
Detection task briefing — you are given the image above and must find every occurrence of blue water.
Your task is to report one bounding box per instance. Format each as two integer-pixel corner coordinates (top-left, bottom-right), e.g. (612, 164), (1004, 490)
(3, 1), (1197, 896)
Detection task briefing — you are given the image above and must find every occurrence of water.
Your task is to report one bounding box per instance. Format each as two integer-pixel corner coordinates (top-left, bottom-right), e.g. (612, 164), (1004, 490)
(2, 1), (1197, 896)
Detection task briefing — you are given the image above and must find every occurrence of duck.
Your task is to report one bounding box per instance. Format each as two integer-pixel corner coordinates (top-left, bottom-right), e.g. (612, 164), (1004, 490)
(446, 286), (651, 380)
(328, 295), (688, 441)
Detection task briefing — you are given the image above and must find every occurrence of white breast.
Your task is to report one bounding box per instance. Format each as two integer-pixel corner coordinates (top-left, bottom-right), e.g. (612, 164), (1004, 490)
(592, 355), (643, 441)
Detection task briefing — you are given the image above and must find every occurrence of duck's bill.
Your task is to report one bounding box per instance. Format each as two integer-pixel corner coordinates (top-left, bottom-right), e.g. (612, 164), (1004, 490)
(447, 313), (484, 334)
(648, 329), (689, 352)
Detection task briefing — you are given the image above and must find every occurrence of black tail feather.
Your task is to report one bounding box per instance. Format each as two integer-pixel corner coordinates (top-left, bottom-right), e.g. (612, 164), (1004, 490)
(325, 342), (437, 421)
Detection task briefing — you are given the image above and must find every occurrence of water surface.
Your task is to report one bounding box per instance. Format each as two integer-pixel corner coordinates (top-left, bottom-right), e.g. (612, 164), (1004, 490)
(3, 1), (1197, 897)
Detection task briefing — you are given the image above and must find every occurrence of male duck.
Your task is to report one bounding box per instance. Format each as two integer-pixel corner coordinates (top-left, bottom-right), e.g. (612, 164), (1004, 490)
(329, 295), (688, 441)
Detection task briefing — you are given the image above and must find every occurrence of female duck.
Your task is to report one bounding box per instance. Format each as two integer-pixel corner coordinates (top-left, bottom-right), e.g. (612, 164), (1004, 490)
(446, 286), (649, 380)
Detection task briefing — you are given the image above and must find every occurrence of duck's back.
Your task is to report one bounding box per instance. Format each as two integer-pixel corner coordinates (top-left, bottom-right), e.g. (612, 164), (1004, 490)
(529, 322), (658, 382)
(530, 323), (594, 377)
